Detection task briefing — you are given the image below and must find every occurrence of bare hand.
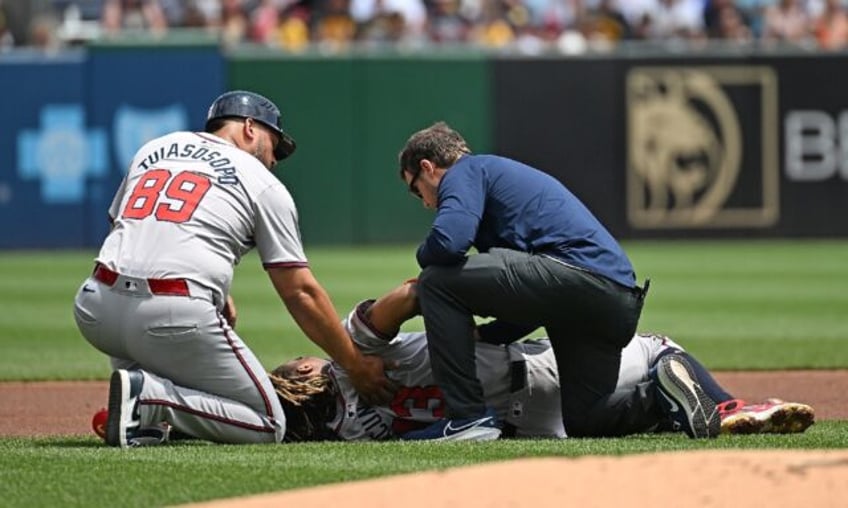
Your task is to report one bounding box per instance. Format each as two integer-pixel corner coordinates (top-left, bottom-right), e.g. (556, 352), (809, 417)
(223, 294), (238, 329)
(348, 355), (398, 406)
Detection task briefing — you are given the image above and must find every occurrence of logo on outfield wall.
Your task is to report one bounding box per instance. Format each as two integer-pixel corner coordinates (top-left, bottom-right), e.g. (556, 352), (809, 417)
(626, 67), (779, 228)
(114, 104), (188, 173)
(17, 105), (108, 204)
(14, 104), (189, 205)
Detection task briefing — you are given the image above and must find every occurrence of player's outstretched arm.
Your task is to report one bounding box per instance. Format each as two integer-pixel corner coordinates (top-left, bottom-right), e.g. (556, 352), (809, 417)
(363, 280), (421, 337)
(267, 265), (394, 405)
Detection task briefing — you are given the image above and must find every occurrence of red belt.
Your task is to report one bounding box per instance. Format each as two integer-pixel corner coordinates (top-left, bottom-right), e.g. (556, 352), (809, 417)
(93, 263), (190, 297)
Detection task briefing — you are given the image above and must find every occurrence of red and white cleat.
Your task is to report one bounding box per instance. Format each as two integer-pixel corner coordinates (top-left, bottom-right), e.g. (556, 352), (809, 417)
(718, 398), (815, 435)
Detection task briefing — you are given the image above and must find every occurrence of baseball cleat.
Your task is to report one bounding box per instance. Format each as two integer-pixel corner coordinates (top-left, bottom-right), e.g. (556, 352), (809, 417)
(652, 354), (721, 439)
(106, 369), (148, 448)
(400, 408), (502, 442)
(718, 398), (815, 434)
(93, 407), (172, 445)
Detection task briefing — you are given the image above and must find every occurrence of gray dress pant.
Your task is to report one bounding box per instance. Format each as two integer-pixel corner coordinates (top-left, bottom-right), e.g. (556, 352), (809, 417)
(417, 248), (655, 437)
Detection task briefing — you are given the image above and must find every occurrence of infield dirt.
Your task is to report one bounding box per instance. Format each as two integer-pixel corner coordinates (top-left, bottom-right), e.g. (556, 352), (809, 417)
(3, 370), (846, 508)
(1, 370), (846, 437)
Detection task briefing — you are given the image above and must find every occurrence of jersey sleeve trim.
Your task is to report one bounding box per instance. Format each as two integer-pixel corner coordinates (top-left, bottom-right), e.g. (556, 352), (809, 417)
(352, 300), (395, 341)
(263, 261), (310, 269)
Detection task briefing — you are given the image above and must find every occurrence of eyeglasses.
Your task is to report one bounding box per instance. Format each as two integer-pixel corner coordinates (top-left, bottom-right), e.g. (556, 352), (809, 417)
(407, 169), (422, 199)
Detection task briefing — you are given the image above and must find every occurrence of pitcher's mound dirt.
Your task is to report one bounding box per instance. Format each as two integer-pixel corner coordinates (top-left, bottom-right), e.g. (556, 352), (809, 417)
(181, 451), (848, 508)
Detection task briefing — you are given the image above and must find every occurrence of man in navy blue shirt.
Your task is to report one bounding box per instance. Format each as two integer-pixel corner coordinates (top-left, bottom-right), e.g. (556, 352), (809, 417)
(398, 122), (722, 440)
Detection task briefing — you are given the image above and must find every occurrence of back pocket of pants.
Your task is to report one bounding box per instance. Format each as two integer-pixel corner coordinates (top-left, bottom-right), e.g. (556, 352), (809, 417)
(147, 325), (199, 342)
(74, 304), (102, 342)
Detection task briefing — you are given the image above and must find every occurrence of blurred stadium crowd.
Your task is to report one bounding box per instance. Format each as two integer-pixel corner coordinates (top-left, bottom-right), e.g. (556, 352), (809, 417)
(1, 0), (847, 53)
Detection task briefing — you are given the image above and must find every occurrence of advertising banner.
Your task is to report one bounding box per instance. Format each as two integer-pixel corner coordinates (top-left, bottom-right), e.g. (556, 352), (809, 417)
(0, 53), (91, 248)
(1, 47), (224, 248)
(494, 55), (848, 238)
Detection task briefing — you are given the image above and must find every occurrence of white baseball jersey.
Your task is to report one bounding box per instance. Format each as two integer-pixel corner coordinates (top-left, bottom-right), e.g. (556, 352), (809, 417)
(98, 131), (307, 306)
(75, 130), (304, 445)
(325, 302), (683, 440)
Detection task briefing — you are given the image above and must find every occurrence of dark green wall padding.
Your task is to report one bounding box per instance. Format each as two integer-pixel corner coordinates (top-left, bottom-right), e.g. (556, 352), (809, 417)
(228, 52), (491, 246)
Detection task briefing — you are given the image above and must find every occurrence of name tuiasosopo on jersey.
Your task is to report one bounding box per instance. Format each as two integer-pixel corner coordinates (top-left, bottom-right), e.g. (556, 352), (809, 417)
(97, 131), (307, 306)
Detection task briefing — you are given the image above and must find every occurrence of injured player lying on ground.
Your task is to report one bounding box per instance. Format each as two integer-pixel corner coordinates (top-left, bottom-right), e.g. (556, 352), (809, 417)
(267, 281), (815, 442)
(91, 281), (816, 444)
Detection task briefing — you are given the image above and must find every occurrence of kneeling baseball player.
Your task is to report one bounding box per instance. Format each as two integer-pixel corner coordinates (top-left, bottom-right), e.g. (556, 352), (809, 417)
(92, 281), (815, 444)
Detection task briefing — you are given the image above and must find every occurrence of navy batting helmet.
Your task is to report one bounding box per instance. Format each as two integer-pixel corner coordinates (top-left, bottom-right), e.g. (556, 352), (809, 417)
(205, 90), (297, 161)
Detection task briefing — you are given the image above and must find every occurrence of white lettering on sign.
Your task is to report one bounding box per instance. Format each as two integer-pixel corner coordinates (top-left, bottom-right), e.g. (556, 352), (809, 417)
(785, 110), (848, 181)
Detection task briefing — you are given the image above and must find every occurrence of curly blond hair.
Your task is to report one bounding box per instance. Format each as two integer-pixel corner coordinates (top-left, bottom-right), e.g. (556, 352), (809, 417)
(269, 368), (339, 442)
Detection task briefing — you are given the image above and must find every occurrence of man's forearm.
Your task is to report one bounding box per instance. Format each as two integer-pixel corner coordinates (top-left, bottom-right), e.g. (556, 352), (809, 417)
(283, 288), (363, 372)
(269, 265), (391, 403)
(365, 282), (420, 336)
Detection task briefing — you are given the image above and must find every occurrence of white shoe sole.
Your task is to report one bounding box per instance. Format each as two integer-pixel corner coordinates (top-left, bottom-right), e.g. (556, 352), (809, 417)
(433, 427), (502, 442)
(657, 356), (720, 439)
(106, 370), (139, 448)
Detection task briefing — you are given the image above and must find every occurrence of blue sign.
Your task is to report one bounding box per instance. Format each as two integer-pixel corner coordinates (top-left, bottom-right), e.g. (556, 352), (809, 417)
(17, 105), (107, 204)
(0, 54), (89, 248)
(1, 47), (224, 248)
(113, 104), (188, 172)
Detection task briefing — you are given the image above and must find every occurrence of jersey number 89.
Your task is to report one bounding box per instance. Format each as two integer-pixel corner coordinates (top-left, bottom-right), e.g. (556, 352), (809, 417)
(122, 169), (211, 223)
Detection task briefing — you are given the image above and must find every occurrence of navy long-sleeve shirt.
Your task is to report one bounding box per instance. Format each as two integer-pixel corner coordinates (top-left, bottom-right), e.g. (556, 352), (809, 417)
(416, 154), (636, 288)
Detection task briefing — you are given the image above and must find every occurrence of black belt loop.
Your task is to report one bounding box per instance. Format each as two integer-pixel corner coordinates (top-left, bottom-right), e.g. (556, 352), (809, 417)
(509, 360), (527, 393)
(640, 278), (651, 299)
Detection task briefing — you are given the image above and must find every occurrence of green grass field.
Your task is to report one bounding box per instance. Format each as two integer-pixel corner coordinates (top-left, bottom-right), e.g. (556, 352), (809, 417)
(0, 240), (846, 507)
(1, 240), (845, 379)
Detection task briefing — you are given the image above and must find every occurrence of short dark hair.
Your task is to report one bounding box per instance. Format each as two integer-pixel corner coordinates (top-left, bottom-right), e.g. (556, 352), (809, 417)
(204, 117), (233, 133)
(398, 121), (471, 180)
